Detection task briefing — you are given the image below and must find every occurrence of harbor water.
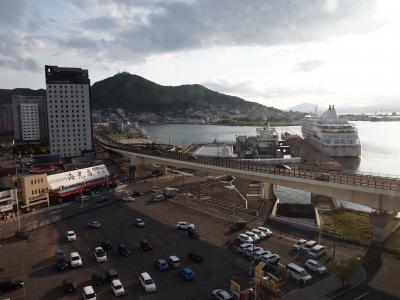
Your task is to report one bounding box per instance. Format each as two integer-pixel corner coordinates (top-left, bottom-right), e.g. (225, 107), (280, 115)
(142, 122), (400, 213)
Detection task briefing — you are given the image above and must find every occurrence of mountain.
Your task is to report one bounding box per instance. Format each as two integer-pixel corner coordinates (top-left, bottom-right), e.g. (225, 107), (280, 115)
(0, 88), (46, 105)
(91, 72), (302, 120)
(286, 102), (317, 113)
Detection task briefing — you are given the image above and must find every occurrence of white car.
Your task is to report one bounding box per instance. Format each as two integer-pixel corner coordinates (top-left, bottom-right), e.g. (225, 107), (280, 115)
(238, 233), (253, 243)
(70, 252), (82, 268)
(135, 218), (146, 227)
(139, 272), (156, 292)
(305, 259), (327, 274)
(66, 230), (76, 241)
(176, 221), (195, 230)
(238, 243), (253, 254)
(260, 253), (280, 264)
(244, 246), (263, 257)
(122, 196), (135, 202)
(302, 240), (317, 253)
(257, 226), (272, 237)
(83, 285), (96, 300)
(94, 247), (107, 263)
(212, 289), (234, 300)
(254, 249), (271, 260)
(151, 186), (160, 193)
(251, 228), (266, 239)
(245, 231), (260, 243)
(111, 279), (125, 296)
(293, 239), (307, 251)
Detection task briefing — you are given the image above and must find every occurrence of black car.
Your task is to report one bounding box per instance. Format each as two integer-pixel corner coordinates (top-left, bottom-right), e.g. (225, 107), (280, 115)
(106, 269), (119, 281)
(140, 239), (153, 251)
(14, 231), (31, 239)
(56, 257), (69, 271)
(118, 243), (132, 257)
(0, 279), (24, 292)
(188, 252), (204, 263)
(230, 221), (246, 232)
(92, 272), (105, 286)
(101, 240), (113, 251)
(62, 279), (75, 293)
(132, 191), (144, 197)
(188, 228), (200, 239)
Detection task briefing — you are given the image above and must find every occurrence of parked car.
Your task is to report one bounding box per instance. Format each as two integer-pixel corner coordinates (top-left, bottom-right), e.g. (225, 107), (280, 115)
(260, 253), (280, 264)
(188, 228), (200, 239)
(56, 257), (70, 271)
(238, 233), (253, 243)
(153, 194), (165, 202)
(154, 259), (170, 271)
(238, 243), (253, 254)
(139, 272), (156, 292)
(101, 240), (113, 251)
(132, 191), (144, 197)
(176, 221), (195, 230)
(151, 186), (160, 193)
(82, 285), (96, 300)
(141, 239), (153, 251)
(122, 196), (135, 202)
(62, 279), (76, 293)
(251, 228), (266, 239)
(308, 245), (326, 259)
(305, 259), (327, 274)
(118, 243), (132, 257)
(178, 268), (195, 281)
(302, 240), (318, 253)
(66, 230), (77, 241)
(230, 221), (246, 232)
(245, 231), (260, 243)
(244, 246), (263, 257)
(168, 255), (181, 268)
(188, 252), (203, 263)
(94, 247), (107, 263)
(91, 273), (105, 286)
(70, 252), (82, 268)
(14, 231), (31, 239)
(0, 279), (24, 292)
(257, 226), (272, 237)
(293, 239), (307, 251)
(111, 279), (125, 296)
(287, 263), (312, 284)
(135, 218), (146, 227)
(254, 249), (271, 261)
(56, 248), (66, 259)
(106, 269), (119, 281)
(87, 221), (101, 228)
(212, 289), (234, 300)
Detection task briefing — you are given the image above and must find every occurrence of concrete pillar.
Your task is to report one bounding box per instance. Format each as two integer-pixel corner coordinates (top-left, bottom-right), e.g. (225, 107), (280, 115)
(129, 156), (146, 179)
(369, 211), (399, 242)
(160, 165), (167, 176)
(261, 182), (276, 200)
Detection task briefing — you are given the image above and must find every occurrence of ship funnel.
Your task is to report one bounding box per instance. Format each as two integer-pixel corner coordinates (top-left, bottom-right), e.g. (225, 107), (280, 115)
(329, 105), (331, 110)
(332, 105), (335, 110)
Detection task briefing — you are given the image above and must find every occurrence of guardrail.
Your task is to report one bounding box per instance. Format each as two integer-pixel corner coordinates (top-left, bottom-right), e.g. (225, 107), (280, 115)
(96, 137), (400, 192)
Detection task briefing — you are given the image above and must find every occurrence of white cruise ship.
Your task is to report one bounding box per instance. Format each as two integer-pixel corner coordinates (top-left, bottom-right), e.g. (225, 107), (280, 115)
(301, 105), (361, 157)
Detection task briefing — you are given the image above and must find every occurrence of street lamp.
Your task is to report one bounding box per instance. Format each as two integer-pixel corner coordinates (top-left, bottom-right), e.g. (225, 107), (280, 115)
(224, 184), (236, 217)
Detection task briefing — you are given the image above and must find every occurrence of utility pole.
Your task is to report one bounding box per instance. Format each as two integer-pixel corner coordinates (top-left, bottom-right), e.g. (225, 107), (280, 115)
(332, 225), (336, 260)
(233, 188), (236, 217)
(14, 188), (21, 232)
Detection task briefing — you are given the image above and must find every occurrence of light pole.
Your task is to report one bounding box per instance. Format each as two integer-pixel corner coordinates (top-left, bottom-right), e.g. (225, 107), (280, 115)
(14, 188), (21, 232)
(224, 184), (236, 217)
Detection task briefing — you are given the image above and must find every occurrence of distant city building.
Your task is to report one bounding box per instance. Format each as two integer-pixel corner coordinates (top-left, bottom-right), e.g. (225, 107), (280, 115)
(45, 65), (93, 157)
(12, 95), (48, 142)
(0, 104), (13, 136)
(0, 187), (17, 220)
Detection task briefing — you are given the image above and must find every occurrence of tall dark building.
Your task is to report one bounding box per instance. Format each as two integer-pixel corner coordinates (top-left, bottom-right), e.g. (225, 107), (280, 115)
(45, 65), (92, 158)
(0, 104), (13, 137)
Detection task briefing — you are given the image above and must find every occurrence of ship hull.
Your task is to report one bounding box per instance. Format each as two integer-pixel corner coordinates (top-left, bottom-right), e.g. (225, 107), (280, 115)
(305, 137), (361, 157)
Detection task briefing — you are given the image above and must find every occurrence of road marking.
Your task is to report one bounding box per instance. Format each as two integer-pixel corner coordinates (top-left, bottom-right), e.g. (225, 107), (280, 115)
(353, 292), (370, 300)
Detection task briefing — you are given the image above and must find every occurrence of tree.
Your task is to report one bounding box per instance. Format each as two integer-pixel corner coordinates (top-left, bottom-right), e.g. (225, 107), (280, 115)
(327, 257), (360, 287)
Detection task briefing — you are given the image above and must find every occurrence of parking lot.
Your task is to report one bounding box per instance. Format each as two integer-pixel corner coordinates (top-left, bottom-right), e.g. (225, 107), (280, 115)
(0, 175), (368, 300)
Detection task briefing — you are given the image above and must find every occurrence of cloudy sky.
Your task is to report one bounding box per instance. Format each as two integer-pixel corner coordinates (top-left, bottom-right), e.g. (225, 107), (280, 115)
(0, 0), (399, 109)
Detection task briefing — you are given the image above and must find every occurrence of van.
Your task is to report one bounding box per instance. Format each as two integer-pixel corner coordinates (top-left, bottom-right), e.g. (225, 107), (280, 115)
(286, 263), (312, 284)
(308, 245), (325, 259)
(139, 272), (156, 292)
(302, 240), (317, 253)
(82, 285), (96, 300)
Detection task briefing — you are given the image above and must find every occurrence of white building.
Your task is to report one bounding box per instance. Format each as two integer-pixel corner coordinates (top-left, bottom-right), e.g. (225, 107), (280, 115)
(45, 65), (93, 158)
(12, 95), (48, 142)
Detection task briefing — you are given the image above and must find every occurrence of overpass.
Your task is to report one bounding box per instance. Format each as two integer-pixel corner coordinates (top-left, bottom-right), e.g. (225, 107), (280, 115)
(97, 137), (400, 242)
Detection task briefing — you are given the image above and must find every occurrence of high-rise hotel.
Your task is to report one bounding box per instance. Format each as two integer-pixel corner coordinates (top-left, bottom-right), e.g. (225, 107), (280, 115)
(45, 65), (92, 157)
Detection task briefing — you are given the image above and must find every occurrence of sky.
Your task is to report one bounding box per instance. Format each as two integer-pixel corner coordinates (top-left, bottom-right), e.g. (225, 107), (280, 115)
(0, 0), (399, 110)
